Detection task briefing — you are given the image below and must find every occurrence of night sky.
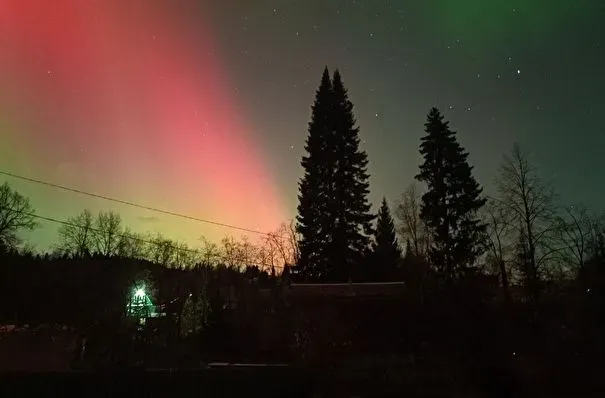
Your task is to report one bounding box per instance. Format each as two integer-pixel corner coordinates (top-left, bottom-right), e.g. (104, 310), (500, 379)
(1, 0), (604, 251)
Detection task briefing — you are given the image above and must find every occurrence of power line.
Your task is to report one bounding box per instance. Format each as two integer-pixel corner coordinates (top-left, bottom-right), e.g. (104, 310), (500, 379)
(0, 205), (283, 270)
(0, 169), (290, 239)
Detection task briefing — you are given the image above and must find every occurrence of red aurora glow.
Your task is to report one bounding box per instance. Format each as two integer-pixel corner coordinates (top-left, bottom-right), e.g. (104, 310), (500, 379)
(0, 0), (287, 242)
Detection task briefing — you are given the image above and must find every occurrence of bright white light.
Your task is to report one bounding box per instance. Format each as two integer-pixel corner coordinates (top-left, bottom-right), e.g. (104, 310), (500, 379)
(135, 288), (145, 298)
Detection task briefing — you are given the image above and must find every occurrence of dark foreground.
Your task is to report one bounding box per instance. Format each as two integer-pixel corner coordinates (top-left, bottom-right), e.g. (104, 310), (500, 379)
(0, 365), (603, 398)
(0, 367), (308, 398)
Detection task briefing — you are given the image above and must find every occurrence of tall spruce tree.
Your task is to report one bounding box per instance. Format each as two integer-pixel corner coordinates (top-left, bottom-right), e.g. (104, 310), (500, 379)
(371, 197), (402, 281)
(296, 67), (333, 281)
(415, 107), (487, 282)
(296, 68), (374, 282)
(326, 70), (375, 281)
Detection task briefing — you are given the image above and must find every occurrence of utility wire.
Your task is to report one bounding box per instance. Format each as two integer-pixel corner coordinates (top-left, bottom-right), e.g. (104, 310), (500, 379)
(0, 170), (291, 239)
(0, 205), (284, 270)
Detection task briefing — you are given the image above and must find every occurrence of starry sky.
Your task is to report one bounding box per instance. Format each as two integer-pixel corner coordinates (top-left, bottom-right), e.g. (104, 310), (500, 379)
(1, 0), (604, 252)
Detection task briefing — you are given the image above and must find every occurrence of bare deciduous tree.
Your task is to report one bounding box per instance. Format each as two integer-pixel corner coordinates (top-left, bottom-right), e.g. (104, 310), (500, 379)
(496, 143), (559, 298)
(264, 221), (301, 271)
(117, 227), (146, 259)
(481, 199), (514, 297)
(588, 215), (605, 259)
(0, 182), (37, 250)
(258, 235), (279, 273)
(147, 233), (176, 266)
(199, 236), (221, 267)
(221, 236), (244, 269)
(93, 211), (122, 256)
(237, 235), (258, 270)
(57, 209), (95, 257)
(555, 205), (601, 273)
(172, 241), (199, 268)
(395, 183), (429, 257)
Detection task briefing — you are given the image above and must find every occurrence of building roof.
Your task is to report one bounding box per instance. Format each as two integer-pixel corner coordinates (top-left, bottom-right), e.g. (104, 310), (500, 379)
(286, 282), (406, 298)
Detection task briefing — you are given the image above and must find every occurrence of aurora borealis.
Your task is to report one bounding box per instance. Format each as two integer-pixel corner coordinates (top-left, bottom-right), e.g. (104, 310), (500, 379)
(0, 0), (287, 248)
(1, 1), (604, 251)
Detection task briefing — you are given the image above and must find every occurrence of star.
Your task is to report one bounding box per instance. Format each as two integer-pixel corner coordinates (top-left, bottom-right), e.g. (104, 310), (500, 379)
(517, 69), (521, 75)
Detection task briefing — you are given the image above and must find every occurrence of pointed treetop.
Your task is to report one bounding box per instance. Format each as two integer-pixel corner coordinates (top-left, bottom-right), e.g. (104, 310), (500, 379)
(331, 69), (347, 94)
(322, 66), (331, 81)
(374, 197), (399, 246)
(428, 106), (442, 118)
(371, 196), (402, 280)
(320, 66), (331, 86)
(332, 68), (342, 82)
(425, 107), (450, 130)
(308, 66), (334, 121)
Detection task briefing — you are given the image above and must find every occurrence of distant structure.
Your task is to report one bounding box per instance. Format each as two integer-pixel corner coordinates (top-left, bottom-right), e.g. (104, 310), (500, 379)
(126, 286), (163, 324)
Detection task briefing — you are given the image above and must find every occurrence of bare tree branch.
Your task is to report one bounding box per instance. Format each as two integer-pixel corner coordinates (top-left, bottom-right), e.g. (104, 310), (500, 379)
(93, 211), (122, 256)
(495, 143), (560, 298)
(481, 199), (514, 292)
(199, 236), (221, 267)
(395, 182), (430, 256)
(553, 205), (602, 275)
(117, 227), (146, 259)
(56, 209), (95, 257)
(0, 182), (38, 249)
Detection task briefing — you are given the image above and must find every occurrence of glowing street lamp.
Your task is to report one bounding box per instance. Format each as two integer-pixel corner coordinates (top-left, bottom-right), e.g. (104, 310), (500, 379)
(127, 284), (154, 320)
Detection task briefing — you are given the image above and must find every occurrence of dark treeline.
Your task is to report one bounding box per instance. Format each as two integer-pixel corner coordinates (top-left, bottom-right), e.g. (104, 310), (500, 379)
(0, 252), (273, 327)
(0, 249), (288, 369)
(1, 67), (605, 394)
